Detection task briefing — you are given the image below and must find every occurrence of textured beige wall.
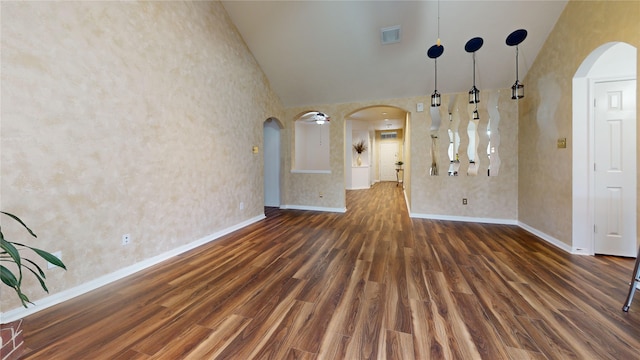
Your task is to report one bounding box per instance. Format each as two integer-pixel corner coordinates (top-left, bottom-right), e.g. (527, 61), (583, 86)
(284, 100), (419, 210)
(1, 1), (283, 310)
(283, 92), (518, 220)
(411, 90), (518, 220)
(519, 0), (640, 245)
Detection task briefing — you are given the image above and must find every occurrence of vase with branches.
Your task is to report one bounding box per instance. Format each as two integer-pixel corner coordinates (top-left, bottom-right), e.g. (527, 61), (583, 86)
(353, 140), (367, 166)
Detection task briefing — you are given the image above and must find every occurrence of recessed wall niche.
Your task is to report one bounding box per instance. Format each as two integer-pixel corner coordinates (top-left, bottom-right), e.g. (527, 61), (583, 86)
(293, 115), (330, 172)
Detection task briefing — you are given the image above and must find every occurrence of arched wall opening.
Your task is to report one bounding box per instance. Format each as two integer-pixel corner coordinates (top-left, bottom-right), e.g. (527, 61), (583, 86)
(292, 111), (331, 173)
(344, 105), (409, 191)
(264, 117), (284, 208)
(572, 42), (637, 254)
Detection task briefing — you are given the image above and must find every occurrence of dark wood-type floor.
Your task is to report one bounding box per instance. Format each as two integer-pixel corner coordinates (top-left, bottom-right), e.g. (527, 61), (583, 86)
(21, 182), (640, 359)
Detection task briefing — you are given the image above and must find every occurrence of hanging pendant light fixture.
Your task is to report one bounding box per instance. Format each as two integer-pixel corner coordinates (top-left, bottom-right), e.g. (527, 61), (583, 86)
(506, 29), (527, 100)
(428, 0), (444, 107)
(465, 37), (483, 120)
(465, 37), (483, 106)
(428, 45), (444, 107)
(472, 108), (480, 120)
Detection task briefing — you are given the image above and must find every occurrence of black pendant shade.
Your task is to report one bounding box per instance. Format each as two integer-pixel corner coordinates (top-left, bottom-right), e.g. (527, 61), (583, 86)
(423, 30), (528, 114)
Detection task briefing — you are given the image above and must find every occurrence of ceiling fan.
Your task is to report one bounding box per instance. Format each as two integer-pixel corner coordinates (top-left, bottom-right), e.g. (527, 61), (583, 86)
(299, 111), (331, 125)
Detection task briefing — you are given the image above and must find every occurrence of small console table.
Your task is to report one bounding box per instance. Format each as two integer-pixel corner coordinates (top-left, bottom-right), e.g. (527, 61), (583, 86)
(395, 168), (404, 187)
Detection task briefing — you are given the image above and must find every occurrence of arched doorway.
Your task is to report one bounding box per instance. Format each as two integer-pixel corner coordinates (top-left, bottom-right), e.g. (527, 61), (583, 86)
(264, 117), (283, 208)
(345, 106), (408, 191)
(572, 42), (637, 256)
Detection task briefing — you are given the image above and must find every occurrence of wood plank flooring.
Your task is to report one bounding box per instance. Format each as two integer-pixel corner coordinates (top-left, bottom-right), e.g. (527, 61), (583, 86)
(21, 182), (640, 359)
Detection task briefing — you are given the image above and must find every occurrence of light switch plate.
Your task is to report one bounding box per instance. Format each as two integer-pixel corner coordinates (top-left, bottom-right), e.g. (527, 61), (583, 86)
(557, 138), (567, 149)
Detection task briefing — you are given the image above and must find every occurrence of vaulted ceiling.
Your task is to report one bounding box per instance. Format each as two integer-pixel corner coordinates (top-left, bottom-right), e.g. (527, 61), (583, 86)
(222, 0), (568, 112)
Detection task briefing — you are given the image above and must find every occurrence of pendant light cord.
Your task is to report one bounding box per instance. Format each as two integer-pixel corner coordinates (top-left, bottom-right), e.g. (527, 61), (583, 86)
(515, 46), (519, 82)
(437, 0), (441, 46)
(435, 58), (438, 90)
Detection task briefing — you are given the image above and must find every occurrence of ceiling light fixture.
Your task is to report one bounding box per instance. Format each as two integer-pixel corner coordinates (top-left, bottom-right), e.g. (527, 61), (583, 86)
(465, 37), (483, 105)
(428, 0), (444, 108)
(314, 112), (329, 125)
(428, 45), (444, 107)
(465, 37), (483, 120)
(506, 29), (527, 100)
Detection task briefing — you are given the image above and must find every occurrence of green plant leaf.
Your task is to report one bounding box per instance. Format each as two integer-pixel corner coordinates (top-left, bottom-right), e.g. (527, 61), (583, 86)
(22, 260), (49, 293)
(23, 257), (46, 278)
(18, 291), (33, 308)
(32, 248), (66, 270)
(1, 211), (66, 307)
(1, 212), (37, 238)
(1, 264), (19, 288)
(8, 242), (66, 270)
(1, 237), (22, 268)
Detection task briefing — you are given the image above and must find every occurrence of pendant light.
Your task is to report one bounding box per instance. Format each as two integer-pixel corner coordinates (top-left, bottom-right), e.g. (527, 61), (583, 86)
(428, 45), (444, 107)
(465, 37), (483, 104)
(506, 29), (527, 100)
(465, 37), (483, 119)
(428, 0), (444, 107)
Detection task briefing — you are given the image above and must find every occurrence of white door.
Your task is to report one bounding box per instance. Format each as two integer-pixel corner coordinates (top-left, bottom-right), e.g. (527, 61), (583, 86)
(380, 142), (398, 181)
(594, 79), (636, 256)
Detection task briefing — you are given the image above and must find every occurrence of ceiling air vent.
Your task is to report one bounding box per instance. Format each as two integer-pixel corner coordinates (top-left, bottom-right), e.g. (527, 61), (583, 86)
(381, 131), (398, 139)
(380, 25), (401, 45)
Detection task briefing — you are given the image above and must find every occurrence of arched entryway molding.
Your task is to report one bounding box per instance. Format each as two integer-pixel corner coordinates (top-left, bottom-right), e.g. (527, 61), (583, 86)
(572, 42), (637, 255)
(344, 105), (410, 193)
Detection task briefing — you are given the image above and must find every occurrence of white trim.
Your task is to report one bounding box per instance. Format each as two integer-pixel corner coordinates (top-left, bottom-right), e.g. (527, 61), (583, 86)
(290, 169), (332, 174)
(410, 212), (517, 225)
(409, 214), (576, 254)
(280, 204), (346, 213)
(347, 186), (371, 190)
(403, 189), (410, 213)
(0, 215), (266, 323)
(518, 221), (576, 254)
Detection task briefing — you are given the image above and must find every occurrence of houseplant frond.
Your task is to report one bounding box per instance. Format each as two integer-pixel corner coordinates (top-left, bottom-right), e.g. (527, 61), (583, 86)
(1, 211), (67, 307)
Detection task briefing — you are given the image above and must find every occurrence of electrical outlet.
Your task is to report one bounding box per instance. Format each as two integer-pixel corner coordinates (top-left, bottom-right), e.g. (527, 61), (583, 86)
(47, 251), (62, 270)
(462, 198), (468, 205)
(122, 234), (131, 246)
(240, 202), (245, 210)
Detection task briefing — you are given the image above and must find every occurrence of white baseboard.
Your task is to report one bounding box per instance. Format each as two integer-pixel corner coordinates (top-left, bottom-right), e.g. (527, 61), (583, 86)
(410, 212), (517, 225)
(280, 205), (346, 213)
(517, 221), (574, 254)
(0, 214), (266, 323)
(410, 214), (576, 255)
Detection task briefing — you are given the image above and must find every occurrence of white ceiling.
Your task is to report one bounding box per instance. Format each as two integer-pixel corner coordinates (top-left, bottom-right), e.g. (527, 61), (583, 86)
(222, 0), (568, 129)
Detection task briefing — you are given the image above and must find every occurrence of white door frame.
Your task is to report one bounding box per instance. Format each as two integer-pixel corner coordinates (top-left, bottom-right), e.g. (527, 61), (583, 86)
(572, 42), (637, 255)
